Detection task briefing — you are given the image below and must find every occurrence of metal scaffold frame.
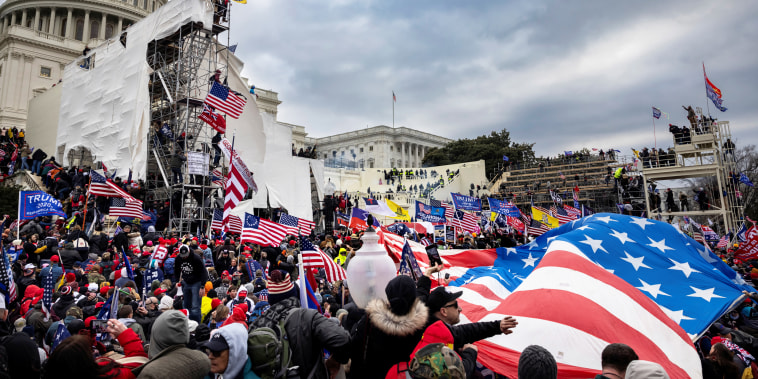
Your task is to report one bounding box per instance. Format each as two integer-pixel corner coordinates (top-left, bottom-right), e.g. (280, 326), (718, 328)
(145, 18), (231, 236)
(642, 118), (745, 235)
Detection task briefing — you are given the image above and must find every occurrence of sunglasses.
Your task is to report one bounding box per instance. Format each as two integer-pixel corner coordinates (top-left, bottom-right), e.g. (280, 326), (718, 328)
(444, 301), (459, 309)
(205, 349), (223, 358)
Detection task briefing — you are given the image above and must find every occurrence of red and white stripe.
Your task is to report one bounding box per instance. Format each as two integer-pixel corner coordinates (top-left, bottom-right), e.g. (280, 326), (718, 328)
(223, 164), (248, 231)
(452, 240), (700, 378)
(563, 205), (582, 217)
(549, 206), (574, 225)
(716, 235), (729, 249)
(241, 217), (287, 247)
(227, 215), (242, 234)
(109, 200), (144, 218)
(298, 219), (315, 235)
(301, 249), (346, 282)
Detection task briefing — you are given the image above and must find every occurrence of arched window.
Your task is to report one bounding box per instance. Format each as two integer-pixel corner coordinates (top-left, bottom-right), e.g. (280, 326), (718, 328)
(75, 19), (84, 41)
(105, 24), (114, 39)
(90, 20), (99, 39)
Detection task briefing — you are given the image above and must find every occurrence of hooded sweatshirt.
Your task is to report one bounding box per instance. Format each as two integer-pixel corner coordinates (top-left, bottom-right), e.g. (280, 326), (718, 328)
(212, 323), (249, 378)
(148, 310), (190, 358)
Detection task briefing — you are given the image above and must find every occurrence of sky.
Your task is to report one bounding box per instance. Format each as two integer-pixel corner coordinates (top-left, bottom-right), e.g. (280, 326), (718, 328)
(232, 1), (755, 157)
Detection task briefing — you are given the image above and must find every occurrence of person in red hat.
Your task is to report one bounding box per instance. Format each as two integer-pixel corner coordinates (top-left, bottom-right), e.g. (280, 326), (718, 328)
(40, 254), (63, 284)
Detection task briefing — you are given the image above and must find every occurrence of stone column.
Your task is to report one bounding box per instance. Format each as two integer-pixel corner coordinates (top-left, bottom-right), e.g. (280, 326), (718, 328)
(65, 8), (73, 39)
(10, 12), (16, 26)
(48, 7), (57, 34)
(33, 8), (40, 31)
(21, 9), (27, 27)
(83, 10), (90, 43)
(2, 17), (8, 34)
(117, 17), (122, 33)
(99, 13), (107, 39)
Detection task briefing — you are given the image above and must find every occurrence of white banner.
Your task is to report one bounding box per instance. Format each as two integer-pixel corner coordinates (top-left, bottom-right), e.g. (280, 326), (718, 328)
(220, 138), (257, 192)
(186, 151), (209, 176)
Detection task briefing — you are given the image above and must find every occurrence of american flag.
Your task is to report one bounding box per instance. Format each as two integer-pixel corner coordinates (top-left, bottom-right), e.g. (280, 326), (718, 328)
(41, 266), (54, 321)
(279, 213), (315, 236)
(429, 199), (442, 208)
(211, 169), (226, 187)
(228, 214), (242, 234)
(521, 214), (549, 236)
(549, 205), (575, 225)
(0, 251), (17, 303)
(300, 236), (346, 282)
(241, 213), (287, 247)
(88, 170), (138, 202)
(109, 198), (143, 218)
(211, 209), (224, 231)
(429, 213), (751, 377)
(452, 210), (479, 233)
(563, 204), (582, 218)
(716, 235), (729, 249)
(224, 163), (248, 232)
(205, 82), (246, 119)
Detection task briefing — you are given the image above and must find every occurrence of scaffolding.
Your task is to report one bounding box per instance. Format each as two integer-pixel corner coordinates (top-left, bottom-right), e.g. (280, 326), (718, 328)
(641, 118), (744, 234)
(145, 20), (230, 236)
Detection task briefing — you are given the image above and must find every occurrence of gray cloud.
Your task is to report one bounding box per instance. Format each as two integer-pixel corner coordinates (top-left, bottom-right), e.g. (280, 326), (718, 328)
(229, 0), (758, 157)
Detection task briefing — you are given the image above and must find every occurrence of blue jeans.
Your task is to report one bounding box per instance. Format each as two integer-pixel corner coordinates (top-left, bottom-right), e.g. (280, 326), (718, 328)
(183, 281), (202, 323)
(21, 157), (30, 170)
(32, 160), (41, 174)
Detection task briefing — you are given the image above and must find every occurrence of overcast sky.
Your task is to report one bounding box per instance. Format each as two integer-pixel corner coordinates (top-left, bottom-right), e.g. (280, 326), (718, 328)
(227, 1), (757, 158)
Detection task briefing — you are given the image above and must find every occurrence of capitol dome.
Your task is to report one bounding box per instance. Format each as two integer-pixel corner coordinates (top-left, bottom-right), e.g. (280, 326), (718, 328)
(0, 0), (166, 128)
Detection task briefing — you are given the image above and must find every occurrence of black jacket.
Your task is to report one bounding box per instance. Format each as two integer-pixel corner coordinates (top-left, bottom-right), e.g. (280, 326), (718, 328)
(173, 251), (208, 285)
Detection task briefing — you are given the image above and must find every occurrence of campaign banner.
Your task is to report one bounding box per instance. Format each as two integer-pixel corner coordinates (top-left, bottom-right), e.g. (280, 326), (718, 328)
(219, 138), (256, 191)
(186, 152), (209, 176)
(736, 226), (758, 260)
(20, 191), (66, 219)
(415, 201), (446, 224)
(451, 192), (482, 211)
(488, 197), (520, 217)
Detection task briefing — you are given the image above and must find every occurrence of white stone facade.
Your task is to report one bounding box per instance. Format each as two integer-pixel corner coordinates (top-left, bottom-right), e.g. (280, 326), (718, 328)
(306, 125), (452, 169)
(0, 0), (165, 129)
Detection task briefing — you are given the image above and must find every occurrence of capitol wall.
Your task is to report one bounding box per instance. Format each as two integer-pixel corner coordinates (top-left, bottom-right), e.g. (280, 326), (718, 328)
(0, 0), (165, 130)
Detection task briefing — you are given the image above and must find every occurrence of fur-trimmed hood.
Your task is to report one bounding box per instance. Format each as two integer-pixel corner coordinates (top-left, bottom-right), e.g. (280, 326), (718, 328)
(366, 297), (428, 337)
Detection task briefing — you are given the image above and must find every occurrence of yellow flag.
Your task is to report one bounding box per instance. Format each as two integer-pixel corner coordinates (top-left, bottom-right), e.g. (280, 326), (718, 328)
(232, 0), (247, 3)
(385, 199), (410, 221)
(531, 206), (559, 229)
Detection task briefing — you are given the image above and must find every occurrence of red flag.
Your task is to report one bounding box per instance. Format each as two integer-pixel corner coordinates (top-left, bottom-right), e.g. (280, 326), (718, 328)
(198, 104), (226, 133)
(736, 226), (758, 260)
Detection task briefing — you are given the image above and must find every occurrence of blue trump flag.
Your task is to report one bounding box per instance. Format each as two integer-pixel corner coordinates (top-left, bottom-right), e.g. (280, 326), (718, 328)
(448, 213), (754, 338)
(398, 240), (424, 281)
(121, 249), (135, 281)
(451, 193), (482, 211)
(415, 201), (445, 223)
(19, 191), (66, 219)
(51, 322), (71, 352)
(488, 198), (520, 217)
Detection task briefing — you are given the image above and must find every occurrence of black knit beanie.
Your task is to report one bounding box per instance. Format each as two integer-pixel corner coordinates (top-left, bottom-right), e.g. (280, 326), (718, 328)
(385, 275), (416, 315)
(518, 345), (558, 379)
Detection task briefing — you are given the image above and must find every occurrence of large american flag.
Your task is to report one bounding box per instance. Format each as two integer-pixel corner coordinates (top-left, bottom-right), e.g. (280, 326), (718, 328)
(279, 213), (315, 236)
(109, 198), (143, 218)
(382, 214), (750, 378)
(300, 236), (346, 282)
(211, 209), (224, 231)
(88, 170), (137, 202)
(241, 213), (287, 247)
(223, 164), (248, 232)
(211, 169), (226, 187)
(204, 82), (246, 119)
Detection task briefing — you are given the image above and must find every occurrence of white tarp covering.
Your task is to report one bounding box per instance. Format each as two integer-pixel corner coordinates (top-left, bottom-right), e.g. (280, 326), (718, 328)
(56, 0), (216, 179)
(230, 112), (317, 221)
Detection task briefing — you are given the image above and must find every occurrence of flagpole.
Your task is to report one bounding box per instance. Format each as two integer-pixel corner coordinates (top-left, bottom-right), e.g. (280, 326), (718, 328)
(17, 191), (21, 237)
(702, 62), (712, 117)
(392, 91), (395, 128)
(652, 116), (657, 152)
(82, 174), (92, 229)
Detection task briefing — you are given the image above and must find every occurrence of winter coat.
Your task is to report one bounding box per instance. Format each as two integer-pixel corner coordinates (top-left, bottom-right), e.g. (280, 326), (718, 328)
(89, 231), (109, 255)
(349, 298), (429, 379)
(60, 247), (81, 269)
(133, 311), (210, 378)
(94, 328), (148, 379)
(52, 294), (76, 319)
(119, 317), (147, 344)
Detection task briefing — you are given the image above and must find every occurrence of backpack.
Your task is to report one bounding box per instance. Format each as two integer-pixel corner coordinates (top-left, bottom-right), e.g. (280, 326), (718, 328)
(247, 310), (297, 379)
